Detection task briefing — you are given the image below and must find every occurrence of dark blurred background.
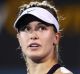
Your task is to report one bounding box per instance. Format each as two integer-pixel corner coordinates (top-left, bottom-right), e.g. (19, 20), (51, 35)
(0, 0), (80, 74)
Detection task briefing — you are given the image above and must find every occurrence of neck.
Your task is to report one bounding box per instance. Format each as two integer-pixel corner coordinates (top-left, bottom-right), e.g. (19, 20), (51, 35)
(26, 56), (58, 74)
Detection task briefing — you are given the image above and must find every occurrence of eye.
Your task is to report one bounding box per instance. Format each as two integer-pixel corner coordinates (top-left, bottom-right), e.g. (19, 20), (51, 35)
(24, 26), (31, 32)
(19, 25), (31, 32)
(38, 25), (47, 31)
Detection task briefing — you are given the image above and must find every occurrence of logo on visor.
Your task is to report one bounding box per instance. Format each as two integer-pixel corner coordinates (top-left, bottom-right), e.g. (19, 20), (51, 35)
(27, 9), (35, 13)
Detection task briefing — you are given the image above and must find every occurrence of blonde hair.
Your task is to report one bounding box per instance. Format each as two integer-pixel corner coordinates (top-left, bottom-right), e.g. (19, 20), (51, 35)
(17, 1), (59, 21)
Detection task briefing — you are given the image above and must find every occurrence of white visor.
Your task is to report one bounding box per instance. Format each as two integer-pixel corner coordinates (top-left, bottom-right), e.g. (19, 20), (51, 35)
(14, 7), (59, 32)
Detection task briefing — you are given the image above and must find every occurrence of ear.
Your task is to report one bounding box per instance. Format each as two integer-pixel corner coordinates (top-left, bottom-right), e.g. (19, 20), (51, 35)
(53, 32), (61, 45)
(16, 33), (21, 46)
(17, 33), (20, 39)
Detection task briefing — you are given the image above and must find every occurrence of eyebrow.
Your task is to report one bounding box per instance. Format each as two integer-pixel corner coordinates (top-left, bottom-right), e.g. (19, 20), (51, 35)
(37, 22), (47, 26)
(26, 21), (47, 26)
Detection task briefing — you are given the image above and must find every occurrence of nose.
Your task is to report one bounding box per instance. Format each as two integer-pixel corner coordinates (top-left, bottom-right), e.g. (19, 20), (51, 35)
(30, 31), (39, 40)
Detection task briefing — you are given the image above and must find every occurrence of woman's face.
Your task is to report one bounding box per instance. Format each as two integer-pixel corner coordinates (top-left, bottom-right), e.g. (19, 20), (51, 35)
(17, 21), (60, 61)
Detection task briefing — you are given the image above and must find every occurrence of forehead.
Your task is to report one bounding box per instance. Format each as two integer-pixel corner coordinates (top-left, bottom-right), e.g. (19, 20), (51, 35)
(26, 21), (53, 27)
(27, 21), (43, 26)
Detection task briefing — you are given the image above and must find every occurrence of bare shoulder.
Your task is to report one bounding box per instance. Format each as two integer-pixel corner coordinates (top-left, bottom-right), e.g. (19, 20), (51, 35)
(53, 67), (73, 74)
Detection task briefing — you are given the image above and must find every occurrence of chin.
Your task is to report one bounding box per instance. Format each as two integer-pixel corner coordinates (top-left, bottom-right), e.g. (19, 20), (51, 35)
(28, 54), (44, 63)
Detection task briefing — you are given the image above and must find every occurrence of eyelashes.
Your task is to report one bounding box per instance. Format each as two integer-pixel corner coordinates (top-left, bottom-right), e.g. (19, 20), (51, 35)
(19, 23), (48, 32)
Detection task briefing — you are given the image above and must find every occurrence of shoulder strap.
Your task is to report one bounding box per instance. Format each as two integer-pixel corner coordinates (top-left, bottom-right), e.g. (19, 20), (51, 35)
(47, 64), (61, 74)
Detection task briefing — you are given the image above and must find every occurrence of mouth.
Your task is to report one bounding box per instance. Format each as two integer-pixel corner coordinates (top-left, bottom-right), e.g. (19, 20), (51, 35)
(28, 43), (41, 48)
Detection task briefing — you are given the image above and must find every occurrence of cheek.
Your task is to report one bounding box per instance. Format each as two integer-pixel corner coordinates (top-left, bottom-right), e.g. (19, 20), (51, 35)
(40, 31), (54, 49)
(18, 33), (29, 51)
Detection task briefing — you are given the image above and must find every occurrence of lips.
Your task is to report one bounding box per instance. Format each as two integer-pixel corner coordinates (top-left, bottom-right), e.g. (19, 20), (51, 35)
(28, 43), (41, 48)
